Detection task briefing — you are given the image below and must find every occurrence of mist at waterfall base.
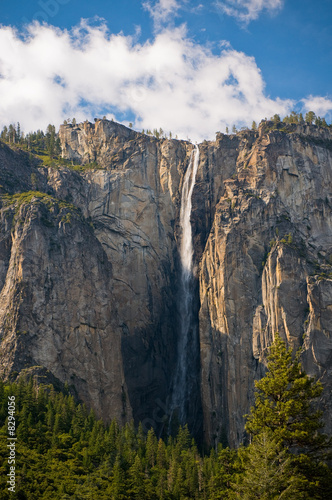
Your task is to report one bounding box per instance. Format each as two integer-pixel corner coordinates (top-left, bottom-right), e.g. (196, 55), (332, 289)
(169, 145), (203, 438)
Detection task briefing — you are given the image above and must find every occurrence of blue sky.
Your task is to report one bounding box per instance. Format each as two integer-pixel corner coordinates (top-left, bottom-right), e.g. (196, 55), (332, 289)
(0, 0), (331, 140)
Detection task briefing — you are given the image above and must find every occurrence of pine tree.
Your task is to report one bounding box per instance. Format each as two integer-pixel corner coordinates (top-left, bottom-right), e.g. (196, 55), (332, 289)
(109, 455), (127, 500)
(176, 425), (191, 453)
(235, 430), (305, 499)
(157, 438), (167, 469)
(16, 122), (21, 142)
(305, 111), (316, 124)
(315, 116), (323, 127)
(321, 117), (328, 127)
(245, 333), (332, 498)
(146, 428), (157, 467)
(8, 124), (16, 143)
(46, 124), (56, 158)
(289, 111), (299, 123)
(206, 446), (238, 499)
(128, 455), (146, 499)
(1, 125), (8, 141)
(246, 334), (326, 451)
(173, 466), (187, 498)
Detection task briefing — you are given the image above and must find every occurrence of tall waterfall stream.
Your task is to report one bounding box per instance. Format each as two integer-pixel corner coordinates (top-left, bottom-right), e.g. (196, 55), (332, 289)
(170, 144), (200, 426)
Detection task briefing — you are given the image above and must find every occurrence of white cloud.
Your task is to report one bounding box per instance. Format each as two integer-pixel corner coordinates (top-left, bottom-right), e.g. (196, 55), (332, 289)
(216, 0), (284, 24)
(143, 0), (181, 30)
(0, 20), (294, 141)
(302, 96), (332, 117)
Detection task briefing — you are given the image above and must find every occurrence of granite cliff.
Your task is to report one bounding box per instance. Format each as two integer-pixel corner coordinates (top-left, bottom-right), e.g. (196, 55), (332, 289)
(0, 119), (331, 447)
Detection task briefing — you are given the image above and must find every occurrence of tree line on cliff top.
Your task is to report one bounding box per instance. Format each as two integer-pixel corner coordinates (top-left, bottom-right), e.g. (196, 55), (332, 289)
(0, 109), (331, 152)
(0, 334), (331, 499)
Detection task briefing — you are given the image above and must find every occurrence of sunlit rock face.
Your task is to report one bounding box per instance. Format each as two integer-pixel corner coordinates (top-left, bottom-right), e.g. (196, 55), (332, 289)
(1, 119), (332, 447)
(198, 123), (332, 446)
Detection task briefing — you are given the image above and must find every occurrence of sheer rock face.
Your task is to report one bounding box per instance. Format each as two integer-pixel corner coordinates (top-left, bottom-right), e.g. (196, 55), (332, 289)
(199, 124), (332, 446)
(48, 121), (195, 426)
(1, 119), (332, 446)
(0, 197), (129, 423)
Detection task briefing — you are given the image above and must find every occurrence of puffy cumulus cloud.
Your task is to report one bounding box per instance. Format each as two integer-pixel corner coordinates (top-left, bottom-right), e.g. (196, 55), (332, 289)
(143, 0), (181, 30)
(216, 0), (284, 24)
(302, 96), (332, 118)
(0, 20), (293, 141)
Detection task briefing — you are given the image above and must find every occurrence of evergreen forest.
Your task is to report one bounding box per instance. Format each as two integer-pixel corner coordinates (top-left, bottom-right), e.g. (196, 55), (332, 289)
(0, 335), (331, 499)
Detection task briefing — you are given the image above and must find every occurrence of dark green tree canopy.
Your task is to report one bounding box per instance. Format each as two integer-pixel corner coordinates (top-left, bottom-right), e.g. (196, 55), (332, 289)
(246, 333), (327, 453)
(240, 334), (332, 499)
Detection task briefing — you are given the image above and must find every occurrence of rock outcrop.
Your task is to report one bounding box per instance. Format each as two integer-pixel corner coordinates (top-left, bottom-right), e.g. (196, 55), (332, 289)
(198, 123), (332, 446)
(0, 192), (129, 423)
(1, 119), (332, 447)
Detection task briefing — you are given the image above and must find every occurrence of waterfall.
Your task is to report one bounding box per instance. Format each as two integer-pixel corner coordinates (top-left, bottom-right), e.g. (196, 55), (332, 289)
(170, 144), (200, 425)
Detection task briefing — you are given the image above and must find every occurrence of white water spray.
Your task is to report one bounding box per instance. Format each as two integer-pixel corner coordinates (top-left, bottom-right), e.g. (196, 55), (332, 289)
(180, 145), (200, 274)
(171, 144), (200, 423)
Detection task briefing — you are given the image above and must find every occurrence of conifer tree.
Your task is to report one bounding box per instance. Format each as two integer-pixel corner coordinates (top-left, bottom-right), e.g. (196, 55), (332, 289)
(321, 117), (328, 127)
(16, 122), (21, 142)
(128, 455), (146, 499)
(272, 114), (280, 125)
(146, 427), (157, 467)
(246, 334), (326, 451)
(157, 438), (167, 469)
(0, 125), (8, 141)
(244, 333), (332, 498)
(305, 111), (316, 124)
(8, 123), (16, 143)
(109, 455), (127, 500)
(46, 124), (56, 158)
(235, 430), (303, 499)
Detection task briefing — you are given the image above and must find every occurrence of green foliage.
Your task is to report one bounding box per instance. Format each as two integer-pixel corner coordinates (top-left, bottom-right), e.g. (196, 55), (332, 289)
(246, 334), (325, 448)
(1, 191), (80, 229)
(67, 161), (104, 173)
(0, 344), (331, 499)
(244, 334), (332, 498)
(280, 232), (293, 245)
(260, 111), (331, 135)
(0, 122), (62, 160)
(0, 379), (229, 499)
(283, 111), (300, 124)
(272, 113), (281, 125)
(46, 124), (55, 157)
(2, 191), (77, 213)
(234, 430), (310, 499)
(305, 111), (316, 125)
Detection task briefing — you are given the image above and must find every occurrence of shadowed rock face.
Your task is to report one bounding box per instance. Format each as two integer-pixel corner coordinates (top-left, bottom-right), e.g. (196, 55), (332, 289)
(1, 119), (332, 446)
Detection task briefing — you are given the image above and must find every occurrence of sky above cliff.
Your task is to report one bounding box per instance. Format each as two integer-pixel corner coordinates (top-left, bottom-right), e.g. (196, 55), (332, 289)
(0, 0), (331, 140)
